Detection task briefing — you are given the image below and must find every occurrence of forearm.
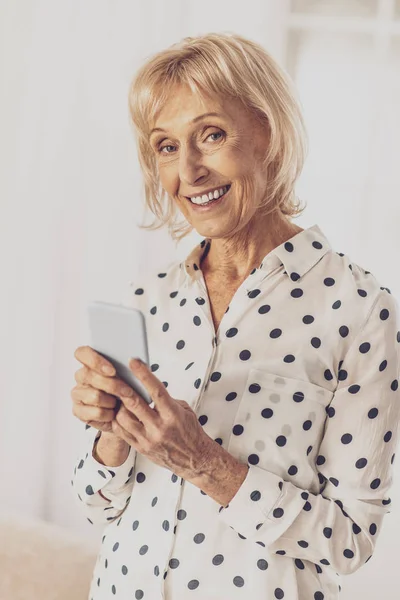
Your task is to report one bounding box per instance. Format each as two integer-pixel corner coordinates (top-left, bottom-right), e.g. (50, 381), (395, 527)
(187, 441), (249, 507)
(92, 432), (130, 467)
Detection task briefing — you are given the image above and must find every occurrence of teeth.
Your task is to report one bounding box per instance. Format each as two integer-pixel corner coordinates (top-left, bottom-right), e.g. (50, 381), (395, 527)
(190, 185), (230, 205)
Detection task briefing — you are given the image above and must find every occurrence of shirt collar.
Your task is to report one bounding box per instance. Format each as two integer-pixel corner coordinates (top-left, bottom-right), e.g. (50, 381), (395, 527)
(180, 224), (332, 283)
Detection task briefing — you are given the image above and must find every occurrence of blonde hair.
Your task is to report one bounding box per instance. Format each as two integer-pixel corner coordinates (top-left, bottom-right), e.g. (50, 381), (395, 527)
(128, 31), (308, 242)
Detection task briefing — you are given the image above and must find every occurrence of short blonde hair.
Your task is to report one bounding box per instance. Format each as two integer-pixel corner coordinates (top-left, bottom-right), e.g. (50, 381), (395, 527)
(128, 31), (308, 242)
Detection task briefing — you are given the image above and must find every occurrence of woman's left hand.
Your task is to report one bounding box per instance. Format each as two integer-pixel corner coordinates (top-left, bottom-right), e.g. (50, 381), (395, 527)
(111, 358), (215, 480)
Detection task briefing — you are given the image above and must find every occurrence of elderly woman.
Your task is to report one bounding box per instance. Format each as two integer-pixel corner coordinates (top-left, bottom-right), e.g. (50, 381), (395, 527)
(71, 32), (400, 600)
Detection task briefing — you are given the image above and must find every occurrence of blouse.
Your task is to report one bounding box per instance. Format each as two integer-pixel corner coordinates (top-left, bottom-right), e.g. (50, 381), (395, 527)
(71, 223), (400, 600)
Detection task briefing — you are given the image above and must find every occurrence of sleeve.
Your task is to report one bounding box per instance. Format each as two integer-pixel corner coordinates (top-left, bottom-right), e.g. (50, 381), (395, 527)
(70, 278), (146, 526)
(218, 289), (400, 576)
(70, 423), (137, 526)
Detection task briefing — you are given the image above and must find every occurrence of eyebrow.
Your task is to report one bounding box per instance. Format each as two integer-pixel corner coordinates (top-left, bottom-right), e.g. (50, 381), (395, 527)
(150, 112), (225, 135)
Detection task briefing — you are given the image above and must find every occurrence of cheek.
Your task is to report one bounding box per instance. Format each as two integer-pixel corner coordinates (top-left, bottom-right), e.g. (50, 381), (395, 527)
(158, 169), (174, 194)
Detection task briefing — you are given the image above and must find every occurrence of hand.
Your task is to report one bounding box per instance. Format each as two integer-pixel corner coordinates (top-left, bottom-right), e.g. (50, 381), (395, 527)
(111, 358), (215, 480)
(71, 345), (137, 436)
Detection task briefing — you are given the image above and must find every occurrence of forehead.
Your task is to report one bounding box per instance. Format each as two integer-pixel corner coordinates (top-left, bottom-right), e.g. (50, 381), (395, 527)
(152, 83), (239, 128)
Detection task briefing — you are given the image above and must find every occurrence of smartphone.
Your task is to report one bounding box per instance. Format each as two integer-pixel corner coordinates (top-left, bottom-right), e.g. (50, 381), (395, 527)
(86, 301), (153, 405)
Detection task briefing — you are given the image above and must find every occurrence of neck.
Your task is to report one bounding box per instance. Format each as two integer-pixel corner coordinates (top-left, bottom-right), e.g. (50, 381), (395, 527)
(200, 212), (303, 283)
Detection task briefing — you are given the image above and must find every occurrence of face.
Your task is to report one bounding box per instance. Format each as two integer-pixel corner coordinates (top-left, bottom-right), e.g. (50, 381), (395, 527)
(149, 84), (271, 239)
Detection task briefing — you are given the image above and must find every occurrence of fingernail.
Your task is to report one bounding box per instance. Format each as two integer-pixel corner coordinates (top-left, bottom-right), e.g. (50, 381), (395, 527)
(130, 358), (142, 367)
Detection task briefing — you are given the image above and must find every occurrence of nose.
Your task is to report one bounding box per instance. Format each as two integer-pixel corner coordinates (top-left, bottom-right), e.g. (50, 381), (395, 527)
(178, 144), (208, 189)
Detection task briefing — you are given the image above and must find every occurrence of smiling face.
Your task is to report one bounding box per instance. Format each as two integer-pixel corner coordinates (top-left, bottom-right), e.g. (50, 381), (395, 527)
(149, 84), (272, 239)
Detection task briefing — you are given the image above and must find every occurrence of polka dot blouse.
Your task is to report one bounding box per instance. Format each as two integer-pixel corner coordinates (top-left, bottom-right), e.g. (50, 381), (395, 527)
(71, 223), (400, 600)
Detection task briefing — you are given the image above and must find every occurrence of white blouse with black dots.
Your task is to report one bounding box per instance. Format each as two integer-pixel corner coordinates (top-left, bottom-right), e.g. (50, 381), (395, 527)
(71, 223), (400, 600)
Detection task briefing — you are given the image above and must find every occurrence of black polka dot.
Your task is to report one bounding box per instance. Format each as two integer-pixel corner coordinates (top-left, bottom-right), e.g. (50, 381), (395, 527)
(257, 559), (268, 570)
(233, 575), (244, 587)
(249, 383), (261, 393)
(359, 342), (371, 353)
(270, 328), (282, 338)
(324, 277), (335, 286)
(248, 454), (259, 465)
(233, 424), (244, 435)
(210, 371), (221, 382)
(311, 337), (321, 348)
(259, 304), (271, 314)
(250, 490), (261, 501)
(169, 558), (180, 568)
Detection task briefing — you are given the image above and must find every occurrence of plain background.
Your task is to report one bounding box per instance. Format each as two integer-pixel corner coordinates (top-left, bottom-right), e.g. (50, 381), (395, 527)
(1, 1), (400, 598)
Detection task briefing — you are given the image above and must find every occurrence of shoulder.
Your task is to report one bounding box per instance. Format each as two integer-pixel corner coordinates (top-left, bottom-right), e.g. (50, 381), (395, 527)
(122, 258), (183, 311)
(320, 247), (399, 331)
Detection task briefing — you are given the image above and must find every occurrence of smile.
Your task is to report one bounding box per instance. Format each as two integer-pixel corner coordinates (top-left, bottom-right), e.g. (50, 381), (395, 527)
(187, 184), (231, 206)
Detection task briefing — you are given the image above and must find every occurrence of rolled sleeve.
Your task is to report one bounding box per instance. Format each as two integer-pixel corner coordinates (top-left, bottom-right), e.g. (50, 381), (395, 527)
(83, 432), (136, 509)
(71, 426), (137, 522)
(218, 464), (306, 545)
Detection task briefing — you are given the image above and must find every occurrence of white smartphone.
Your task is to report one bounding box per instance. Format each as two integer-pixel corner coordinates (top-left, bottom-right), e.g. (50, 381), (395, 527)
(86, 301), (153, 405)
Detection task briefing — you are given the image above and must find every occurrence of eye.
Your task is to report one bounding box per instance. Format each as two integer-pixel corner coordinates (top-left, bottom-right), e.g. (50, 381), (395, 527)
(208, 131), (224, 142)
(157, 129), (225, 154)
(157, 144), (175, 155)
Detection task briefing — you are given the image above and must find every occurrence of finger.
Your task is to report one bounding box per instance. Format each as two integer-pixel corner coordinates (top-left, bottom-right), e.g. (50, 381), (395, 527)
(72, 401), (115, 423)
(75, 368), (135, 400)
(71, 385), (118, 409)
(116, 403), (143, 425)
(115, 404), (145, 444)
(129, 359), (171, 415)
(119, 392), (155, 424)
(111, 419), (139, 446)
(74, 345), (116, 377)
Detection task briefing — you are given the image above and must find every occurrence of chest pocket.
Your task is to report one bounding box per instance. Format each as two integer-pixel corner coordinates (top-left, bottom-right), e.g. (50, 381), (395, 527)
(227, 370), (334, 486)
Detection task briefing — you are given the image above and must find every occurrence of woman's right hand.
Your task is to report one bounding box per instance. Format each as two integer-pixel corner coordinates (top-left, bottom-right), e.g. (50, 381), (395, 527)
(71, 345), (135, 435)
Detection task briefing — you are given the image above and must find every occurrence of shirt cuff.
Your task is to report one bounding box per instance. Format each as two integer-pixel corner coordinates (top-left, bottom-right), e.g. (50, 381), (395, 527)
(217, 464), (306, 545)
(83, 432), (137, 509)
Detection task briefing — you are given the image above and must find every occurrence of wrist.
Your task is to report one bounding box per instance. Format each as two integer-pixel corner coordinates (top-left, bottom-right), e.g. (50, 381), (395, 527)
(99, 431), (127, 446)
(93, 431), (130, 467)
(188, 443), (249, 507)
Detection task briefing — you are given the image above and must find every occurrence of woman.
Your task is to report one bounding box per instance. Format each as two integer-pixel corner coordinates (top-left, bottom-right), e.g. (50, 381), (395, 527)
(71, 32), (400, 600)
